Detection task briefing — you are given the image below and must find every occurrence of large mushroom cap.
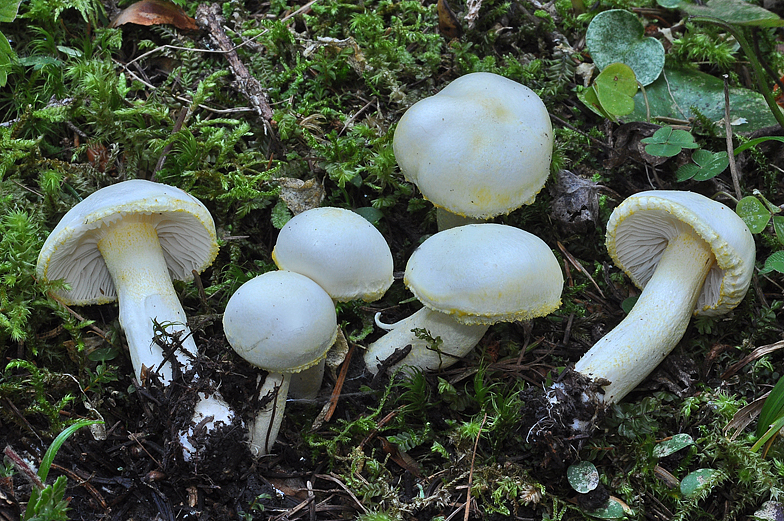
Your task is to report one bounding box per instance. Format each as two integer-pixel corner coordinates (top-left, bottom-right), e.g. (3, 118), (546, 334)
(272, 207), (394, 302)
(404, 224), (563, 325)
(393, 72), (553, 219)
(606, 190), (755, 316)
(222, 271), (338, 373)
(37, 179), (218, 306)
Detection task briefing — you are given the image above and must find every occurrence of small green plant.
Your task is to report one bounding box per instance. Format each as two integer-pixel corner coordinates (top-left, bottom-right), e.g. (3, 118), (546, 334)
(0, 1), (21, 87)
(1, 360), (77, 434)
(640, 126), (700, 157)
(579, 63), (639, 122)
(752, 376), (784, 456)
(4, 419), (102, 521)
(674, 148), (729, 182)
(640, 125), (731, 182)
(735, 191), (784, 275)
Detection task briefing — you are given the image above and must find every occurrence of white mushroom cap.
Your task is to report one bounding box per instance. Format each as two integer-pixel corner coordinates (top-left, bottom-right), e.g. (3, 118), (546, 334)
(404, 224), (563, 326)
(223, 271), (338, 373)
(606, 191), (755, 316)
(393, 72), (553, 219)
(37, 179), (218, 305)
(272, 207), (394, 302)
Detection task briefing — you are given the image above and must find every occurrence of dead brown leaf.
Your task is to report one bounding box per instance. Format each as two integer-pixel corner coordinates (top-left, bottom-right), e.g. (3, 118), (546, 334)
(110, 0), (198, 31)
(437, 0), (462, 39)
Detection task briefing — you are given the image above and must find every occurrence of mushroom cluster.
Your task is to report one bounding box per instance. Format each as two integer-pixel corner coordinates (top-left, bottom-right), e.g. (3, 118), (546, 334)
(221, 206), (395, 456)
(35, 72), (758, 465)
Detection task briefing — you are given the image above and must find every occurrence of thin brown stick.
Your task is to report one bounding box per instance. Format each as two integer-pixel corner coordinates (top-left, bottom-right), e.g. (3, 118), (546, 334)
(323, 344), (355, 423)
(152, 107), (188, 181)
(723, 75), (742, 199)
(49, 463), (109, 510)
(46, 291), (107, 339)
(195, 4), (274, 122)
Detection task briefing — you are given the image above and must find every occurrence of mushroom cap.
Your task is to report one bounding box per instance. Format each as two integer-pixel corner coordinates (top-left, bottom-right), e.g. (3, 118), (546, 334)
(37, 179), (218, 306)
(222, 271), (338, 373)
(606, 190), (755, 316)
(404, 224), (563, 325)
(393, 72), (553, 219)
(272, 207), (394, 302)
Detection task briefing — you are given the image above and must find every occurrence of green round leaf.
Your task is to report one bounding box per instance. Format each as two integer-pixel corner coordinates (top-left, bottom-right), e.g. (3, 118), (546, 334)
(354, 206), (385, 226)
(640, 127), (697, 157)
(773, 215), (784, 245)
(680, 468), (721, 498)
(653, 433), (694, 458)
(691, 150), (729, 181)
(578, 85), (613, 120)
(630, 68), (778, 132)
(568, 461), (600, 494)
(589, 497), (629, 519)
(656, 0), (682, 7)
(677, 149), (729, 182)
(675, 163), (700, 182)
(594, 63), (638, 117)
(586, 9), (665, 86)
(736, 196), (771, 233)
(760, 251), (784, 276)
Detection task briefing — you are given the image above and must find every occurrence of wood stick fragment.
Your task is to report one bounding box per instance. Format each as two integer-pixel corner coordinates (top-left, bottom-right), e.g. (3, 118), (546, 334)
(195, 4), (274, 122)
(723, 75), (742, 199)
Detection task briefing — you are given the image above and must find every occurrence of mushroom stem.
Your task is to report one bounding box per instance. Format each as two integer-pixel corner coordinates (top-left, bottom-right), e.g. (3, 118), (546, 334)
(97, 216), (196, 382)
(364, 307), (489, 375)
(574, 226), (715, 403)
(248, 373), (290, 457)
(97, 216), (236, 460)
(288, 359), (324, 400)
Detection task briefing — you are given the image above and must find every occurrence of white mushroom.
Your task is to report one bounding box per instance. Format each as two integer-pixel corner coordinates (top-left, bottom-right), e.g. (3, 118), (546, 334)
(363, 224), (563, 374)
(272, 206), (394, 399)
(393, 72), (553, 229)
(222, 271), (338, 457)
(36, 179), (236, 460)
(574, 191), (755, 403)
(273, 207), (394, 302)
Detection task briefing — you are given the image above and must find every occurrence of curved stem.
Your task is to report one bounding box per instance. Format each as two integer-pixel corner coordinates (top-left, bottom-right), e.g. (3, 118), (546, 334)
(97, 216), (237, 460)
(363, 307), (489, 375)
(574, 227), (715, 403)
(248, 372), (290, 457)
(97, 216), (196, 383)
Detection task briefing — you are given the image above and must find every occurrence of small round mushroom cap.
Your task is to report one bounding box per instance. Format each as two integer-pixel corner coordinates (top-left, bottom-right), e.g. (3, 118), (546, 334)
(404, 224), (563, 326)
(223, 271), (338, 373)
(606, 190), (755, 316)
(37, 179), (218, 305)
(393, 72), (553, 219)
(272, 207), (394, 302)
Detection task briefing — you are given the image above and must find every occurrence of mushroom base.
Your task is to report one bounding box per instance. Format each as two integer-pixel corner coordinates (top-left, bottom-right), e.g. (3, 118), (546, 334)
(248, 372), (290, 458)
(518, 367), (607, 468)
(364, 307), (489, 375)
